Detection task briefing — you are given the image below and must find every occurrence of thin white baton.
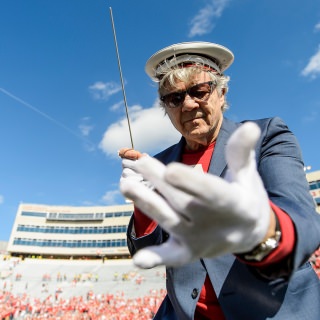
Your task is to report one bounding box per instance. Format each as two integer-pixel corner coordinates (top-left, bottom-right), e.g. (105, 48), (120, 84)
(109, 7), (134, 149)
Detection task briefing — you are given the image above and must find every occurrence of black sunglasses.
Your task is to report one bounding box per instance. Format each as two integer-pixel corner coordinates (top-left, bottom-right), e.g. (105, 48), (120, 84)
(160, 81), (216, 108)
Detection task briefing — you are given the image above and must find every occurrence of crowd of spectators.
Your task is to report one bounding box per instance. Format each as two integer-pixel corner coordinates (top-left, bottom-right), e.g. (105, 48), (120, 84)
(310, 247), (320, 278)
(1, 247), (319, 320)
(0, 288), (166, 319)
(0, 255), (166, 319)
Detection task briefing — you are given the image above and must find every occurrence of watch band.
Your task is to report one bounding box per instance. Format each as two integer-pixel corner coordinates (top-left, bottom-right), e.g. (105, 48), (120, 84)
(240, 214), (282, 262)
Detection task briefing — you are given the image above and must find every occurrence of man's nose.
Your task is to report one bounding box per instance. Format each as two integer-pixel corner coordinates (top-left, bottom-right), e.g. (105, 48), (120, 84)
(181, 94), (200, 111)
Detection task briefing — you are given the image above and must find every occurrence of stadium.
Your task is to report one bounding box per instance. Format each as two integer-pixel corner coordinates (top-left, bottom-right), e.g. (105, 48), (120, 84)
(7, 203), (134, 260)
(1, 203), (166, 319)
(1, 169), (320, 319)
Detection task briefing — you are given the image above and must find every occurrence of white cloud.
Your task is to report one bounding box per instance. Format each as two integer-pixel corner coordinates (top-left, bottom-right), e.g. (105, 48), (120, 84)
(188, 0), (230, 37)
(302, 110), (318, 123)
(79, 124), (93, 137)
(110, 101), (123, 111)
(101, 189), (121, 204)
(89, 81), (122, 100)
(301, 46), (320, 79)
(315, 22), (320, 32)
(78, 118), (95, 151)
(0, 195), (3, 204)
(99, 100), (181, 158)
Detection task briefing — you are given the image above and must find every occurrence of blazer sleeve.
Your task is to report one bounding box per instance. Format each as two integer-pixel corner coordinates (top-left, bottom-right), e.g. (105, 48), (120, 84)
(126, 214), (168, 256)
(254, 117), (320, 271)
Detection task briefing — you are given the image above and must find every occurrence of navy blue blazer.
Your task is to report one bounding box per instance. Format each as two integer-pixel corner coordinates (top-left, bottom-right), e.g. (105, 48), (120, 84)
(127, 117), (320, 320)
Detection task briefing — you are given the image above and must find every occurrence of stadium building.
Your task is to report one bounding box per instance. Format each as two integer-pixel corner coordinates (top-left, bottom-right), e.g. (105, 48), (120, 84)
(7, 203), (134, 259)
(306, 170), (320, 214)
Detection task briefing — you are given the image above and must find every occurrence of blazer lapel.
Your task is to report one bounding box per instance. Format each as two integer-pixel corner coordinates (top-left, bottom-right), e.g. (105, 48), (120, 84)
(204, 118), (242, 296)
(208, 117), (241, 177)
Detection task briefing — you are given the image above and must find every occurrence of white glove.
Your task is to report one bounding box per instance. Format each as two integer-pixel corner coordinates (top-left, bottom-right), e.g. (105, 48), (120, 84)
(121, 158), (154, 190)
(120, 122), (271, 268)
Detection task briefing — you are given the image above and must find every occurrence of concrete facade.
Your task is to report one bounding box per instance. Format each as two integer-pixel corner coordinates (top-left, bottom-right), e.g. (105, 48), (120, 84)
(306, 170), (320, 214)
(7, 203), (134, 259)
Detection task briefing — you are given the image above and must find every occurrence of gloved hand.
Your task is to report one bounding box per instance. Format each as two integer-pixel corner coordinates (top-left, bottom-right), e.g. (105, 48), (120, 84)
(120, 122), (271, 269)
(119, 148), (154, 191)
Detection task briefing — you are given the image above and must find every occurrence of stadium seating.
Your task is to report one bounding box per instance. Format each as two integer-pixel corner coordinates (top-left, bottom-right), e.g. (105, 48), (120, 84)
(0, 256), (166, 319)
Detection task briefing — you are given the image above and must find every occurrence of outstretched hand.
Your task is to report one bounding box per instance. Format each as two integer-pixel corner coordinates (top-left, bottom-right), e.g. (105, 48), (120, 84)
(119, 148), (154, 194)
(120, 122), (271, 268)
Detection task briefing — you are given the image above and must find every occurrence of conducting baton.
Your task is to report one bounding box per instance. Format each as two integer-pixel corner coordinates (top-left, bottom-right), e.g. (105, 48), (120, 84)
(109, 7), (134, 149)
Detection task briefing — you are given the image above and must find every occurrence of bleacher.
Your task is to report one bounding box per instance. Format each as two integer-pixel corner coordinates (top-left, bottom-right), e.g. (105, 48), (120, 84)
(1, 257), (165, 299)
(0, 256), (166, 319)
(2, 251), (319, 319)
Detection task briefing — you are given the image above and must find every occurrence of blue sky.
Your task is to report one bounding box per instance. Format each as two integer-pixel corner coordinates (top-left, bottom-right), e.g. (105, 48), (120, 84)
(0, 0), (320, 241)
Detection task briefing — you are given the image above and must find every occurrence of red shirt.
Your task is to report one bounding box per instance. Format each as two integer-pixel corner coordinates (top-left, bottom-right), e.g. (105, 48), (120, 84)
(133, 142), (295, 319)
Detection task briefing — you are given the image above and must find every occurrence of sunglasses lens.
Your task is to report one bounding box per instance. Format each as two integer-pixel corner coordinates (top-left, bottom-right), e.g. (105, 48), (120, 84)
(166, 92), (186, 107)
(189, 83), (212, 100)
(161, 82), (214, 108)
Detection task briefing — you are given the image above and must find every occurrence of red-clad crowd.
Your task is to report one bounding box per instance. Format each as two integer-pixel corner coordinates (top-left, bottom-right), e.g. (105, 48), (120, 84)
(310, 247), (320, 278)
(0, 288), (166, 320)
(1, 247), (320, 320)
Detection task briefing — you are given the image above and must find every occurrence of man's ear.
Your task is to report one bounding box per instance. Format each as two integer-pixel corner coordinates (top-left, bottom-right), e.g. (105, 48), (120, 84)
(220, 89), (226, 108)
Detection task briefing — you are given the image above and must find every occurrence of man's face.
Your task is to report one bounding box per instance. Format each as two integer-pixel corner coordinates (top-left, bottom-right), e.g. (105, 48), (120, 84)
(162, 71), (225, 150)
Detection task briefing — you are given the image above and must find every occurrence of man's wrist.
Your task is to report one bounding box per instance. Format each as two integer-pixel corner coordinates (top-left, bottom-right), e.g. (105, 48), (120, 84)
(240, 212), (282, 262)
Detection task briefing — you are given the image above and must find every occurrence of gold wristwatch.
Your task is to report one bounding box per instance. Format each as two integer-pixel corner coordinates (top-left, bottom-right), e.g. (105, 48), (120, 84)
(241, 216), (282, 262)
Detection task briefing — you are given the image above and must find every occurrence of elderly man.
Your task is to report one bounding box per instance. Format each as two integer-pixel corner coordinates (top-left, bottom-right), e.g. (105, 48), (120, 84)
(119, 42), (320, 319)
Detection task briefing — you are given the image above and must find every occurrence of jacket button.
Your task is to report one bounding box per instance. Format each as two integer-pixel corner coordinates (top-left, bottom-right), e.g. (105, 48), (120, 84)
(191, 288), (199, 299)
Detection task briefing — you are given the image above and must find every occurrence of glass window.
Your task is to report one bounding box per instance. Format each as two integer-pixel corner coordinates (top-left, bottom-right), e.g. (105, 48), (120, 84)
(310, 182), (318, 190)
(21, 211), (46, 218)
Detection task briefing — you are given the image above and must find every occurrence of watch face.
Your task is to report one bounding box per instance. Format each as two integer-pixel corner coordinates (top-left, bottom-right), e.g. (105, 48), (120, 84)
(265, 238), (278, 248)
(242, 231), (281, 261)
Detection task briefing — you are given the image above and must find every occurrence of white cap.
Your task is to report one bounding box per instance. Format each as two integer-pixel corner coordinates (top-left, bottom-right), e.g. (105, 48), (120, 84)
(145, 41), (234, 80)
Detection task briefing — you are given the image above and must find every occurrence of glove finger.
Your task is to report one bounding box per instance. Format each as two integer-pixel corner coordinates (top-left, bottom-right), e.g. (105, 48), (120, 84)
(120, 179), (181, 230)
(122, 158), (139, 170)
(164, 162), (232, 202)
(133, 156), (167, 183)
(226, 122), (260, 174)
(133, 157), (199, 212)
(121, 168), (143, 181)
(133, 239), (192, 269)
(135, 156), (236, 212)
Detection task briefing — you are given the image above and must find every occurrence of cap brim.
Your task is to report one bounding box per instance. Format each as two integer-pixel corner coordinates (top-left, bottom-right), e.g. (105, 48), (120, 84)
(145, 41), (234, 79)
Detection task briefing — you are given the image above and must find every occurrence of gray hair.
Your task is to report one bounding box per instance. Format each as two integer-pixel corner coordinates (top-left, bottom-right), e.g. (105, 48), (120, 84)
(153, 61), (231, 112)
